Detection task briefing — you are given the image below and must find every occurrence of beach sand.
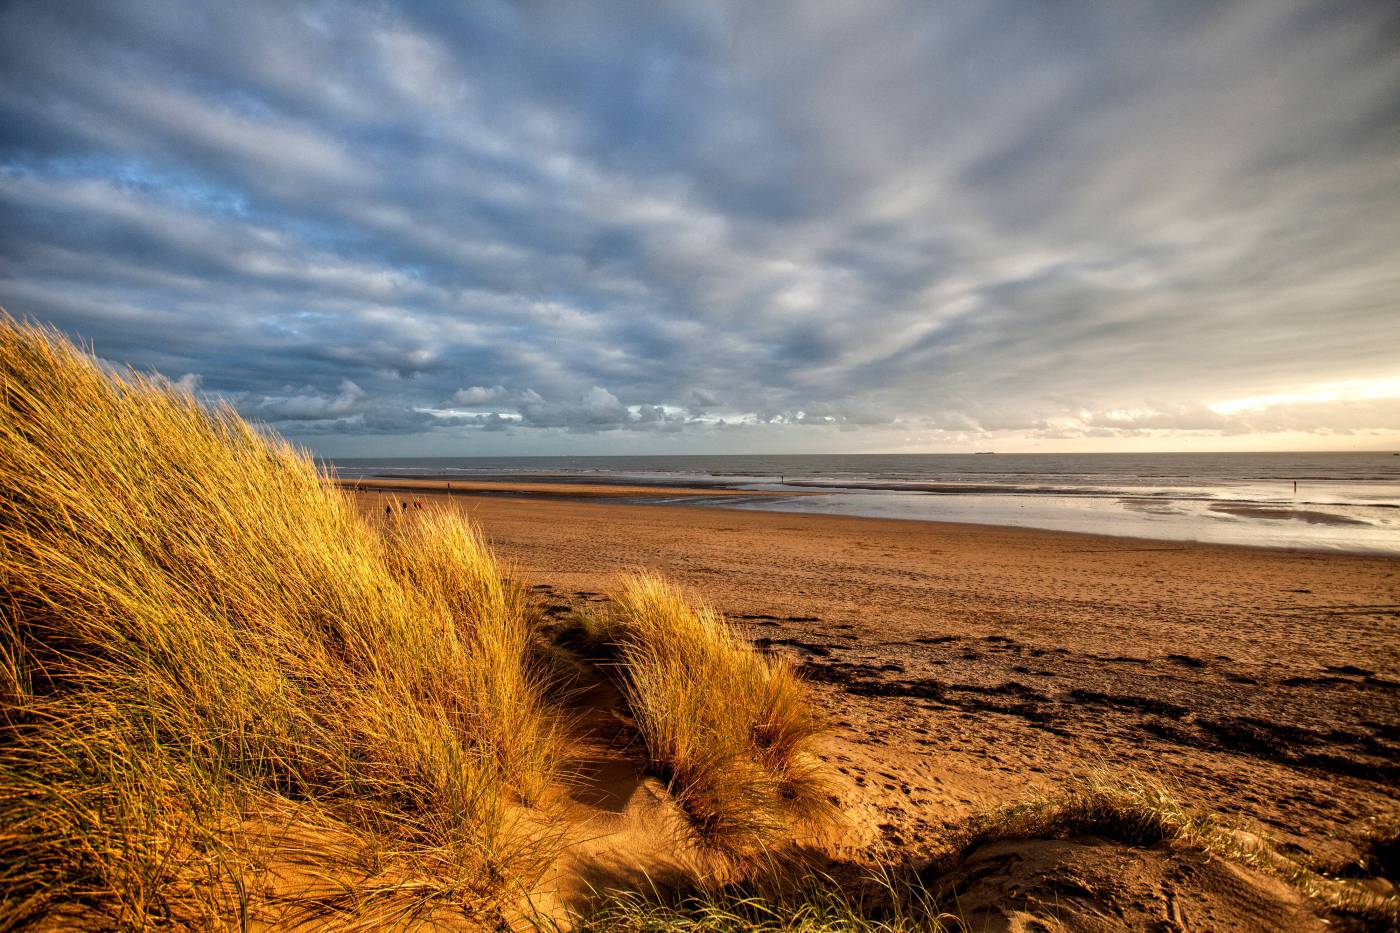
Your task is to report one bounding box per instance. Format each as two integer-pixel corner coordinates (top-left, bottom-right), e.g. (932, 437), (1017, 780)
(337, 475), (813, 500)
(354, 479), (1399, 881)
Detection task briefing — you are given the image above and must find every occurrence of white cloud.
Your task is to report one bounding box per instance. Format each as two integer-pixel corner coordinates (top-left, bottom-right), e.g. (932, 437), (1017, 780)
(245, 380), (366, 421)
(451, 385), (508, 406)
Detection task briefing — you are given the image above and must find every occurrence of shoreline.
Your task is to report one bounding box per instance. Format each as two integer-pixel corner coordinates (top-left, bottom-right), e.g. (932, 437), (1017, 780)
(334, 476), (814, 505)
(343, 475), (1400, 558)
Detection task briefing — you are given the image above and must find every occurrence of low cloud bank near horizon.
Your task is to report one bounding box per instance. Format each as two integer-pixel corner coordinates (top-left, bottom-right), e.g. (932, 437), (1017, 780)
(2, 1), (1398, 454)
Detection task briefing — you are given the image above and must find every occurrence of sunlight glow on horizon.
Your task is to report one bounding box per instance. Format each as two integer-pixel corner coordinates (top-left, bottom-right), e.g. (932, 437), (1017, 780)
(1210, 377), (1400, 416)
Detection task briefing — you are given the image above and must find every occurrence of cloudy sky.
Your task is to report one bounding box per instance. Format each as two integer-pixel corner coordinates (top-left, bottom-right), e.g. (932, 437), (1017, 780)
(2, 1), (1398, 456)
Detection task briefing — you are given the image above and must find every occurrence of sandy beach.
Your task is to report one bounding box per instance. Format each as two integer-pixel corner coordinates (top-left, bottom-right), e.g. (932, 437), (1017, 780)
(6, 312), (1398, 928)
(355, 479), (1399, 872)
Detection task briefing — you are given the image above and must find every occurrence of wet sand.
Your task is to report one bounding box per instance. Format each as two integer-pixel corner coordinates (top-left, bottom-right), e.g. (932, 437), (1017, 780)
(352, 480), (1400, 869)
(1207, 501), (1372, 525)
(338, 476), (812, 501)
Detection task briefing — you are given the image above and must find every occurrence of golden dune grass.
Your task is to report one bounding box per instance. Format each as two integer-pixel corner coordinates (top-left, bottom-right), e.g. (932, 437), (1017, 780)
(602, 573), (834, 859)
(0, 317), (565, 927)
(0, 315), (839, 927)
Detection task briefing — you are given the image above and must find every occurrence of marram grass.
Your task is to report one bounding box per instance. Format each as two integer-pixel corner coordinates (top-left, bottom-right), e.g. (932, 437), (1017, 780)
(601, 574), (836, 859)
(0, 315), (841, 928)
(0, 316), (565, 927)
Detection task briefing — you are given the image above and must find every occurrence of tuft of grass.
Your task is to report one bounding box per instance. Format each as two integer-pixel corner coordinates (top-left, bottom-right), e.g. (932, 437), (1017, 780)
(380, 511), (567, 809)
(598, 574), (835, 860)
(0, 315), (566, 927)
(564, 867), (961, 933)
(927, 772), (1213, 871)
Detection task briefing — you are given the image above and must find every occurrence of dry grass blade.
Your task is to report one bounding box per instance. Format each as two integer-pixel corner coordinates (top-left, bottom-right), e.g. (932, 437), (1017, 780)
(553, 861), (962, 932)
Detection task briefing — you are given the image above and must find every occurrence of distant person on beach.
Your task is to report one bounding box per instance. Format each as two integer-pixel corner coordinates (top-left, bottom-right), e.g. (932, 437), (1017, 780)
(413, 497), (424, 510)
(383, 503), (393, 517)
(401, 501), (409, 512)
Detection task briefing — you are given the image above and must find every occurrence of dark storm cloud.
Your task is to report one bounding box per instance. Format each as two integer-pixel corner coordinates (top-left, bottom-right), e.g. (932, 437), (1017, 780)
(2, 0), (1398, 453)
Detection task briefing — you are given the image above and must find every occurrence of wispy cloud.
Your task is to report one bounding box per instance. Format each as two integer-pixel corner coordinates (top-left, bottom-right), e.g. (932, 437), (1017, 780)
(2, 0), (1398, 453)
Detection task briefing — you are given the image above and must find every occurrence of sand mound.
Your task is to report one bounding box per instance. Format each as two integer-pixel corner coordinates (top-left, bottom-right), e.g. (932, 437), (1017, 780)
(943, 835), (1325, 932)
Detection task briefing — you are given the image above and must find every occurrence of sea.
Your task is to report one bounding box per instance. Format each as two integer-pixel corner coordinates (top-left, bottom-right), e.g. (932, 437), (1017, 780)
(328, 452), (1400, 556)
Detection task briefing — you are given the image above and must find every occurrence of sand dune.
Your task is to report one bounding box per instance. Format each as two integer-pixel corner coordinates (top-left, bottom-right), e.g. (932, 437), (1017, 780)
(353, 483), (1400, 928)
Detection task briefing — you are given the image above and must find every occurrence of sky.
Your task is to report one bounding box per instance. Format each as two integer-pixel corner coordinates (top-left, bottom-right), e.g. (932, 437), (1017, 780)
(2, 1), (1398, 457)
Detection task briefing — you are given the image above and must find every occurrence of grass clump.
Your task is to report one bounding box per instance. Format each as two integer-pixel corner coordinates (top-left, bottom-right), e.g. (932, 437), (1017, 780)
(598, 574), (834, 859)
(928, 772), (1214, 868)
(0, 316), (565, 927)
